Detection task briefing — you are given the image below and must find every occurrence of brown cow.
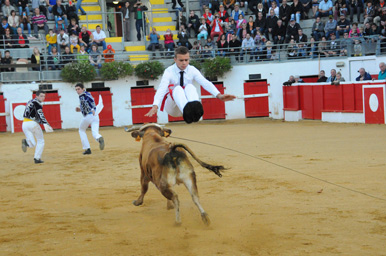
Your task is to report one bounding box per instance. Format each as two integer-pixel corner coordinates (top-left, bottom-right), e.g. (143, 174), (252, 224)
(127, 123), (224, 226)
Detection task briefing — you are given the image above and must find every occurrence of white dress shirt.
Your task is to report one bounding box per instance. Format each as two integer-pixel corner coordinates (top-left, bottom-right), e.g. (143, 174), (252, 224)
(92, 30), (106, 40)
(153, 63), (221, 107)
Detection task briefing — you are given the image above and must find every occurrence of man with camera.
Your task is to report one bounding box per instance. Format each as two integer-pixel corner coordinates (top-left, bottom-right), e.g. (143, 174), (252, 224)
(133, 0), (148, 41)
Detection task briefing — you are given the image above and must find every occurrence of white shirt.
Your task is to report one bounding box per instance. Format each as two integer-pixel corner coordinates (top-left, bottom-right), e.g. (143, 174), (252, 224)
(153, 64), (221, 107)
(92, 30), (106, 40)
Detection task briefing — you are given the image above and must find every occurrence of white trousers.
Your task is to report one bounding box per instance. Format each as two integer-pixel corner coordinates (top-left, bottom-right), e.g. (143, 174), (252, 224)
(164, 84), (199, 117)
(22, 121), (44, 159)
(79, 114), (102, 149)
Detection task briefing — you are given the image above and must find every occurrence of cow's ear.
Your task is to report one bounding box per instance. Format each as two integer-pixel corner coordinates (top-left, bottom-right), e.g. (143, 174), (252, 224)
(131, 131), (144, 141)
(163, 128), (172, 137)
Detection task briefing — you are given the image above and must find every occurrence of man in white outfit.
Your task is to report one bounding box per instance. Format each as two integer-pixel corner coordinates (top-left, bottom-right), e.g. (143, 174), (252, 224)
(21, 90), (53, 164)
(145, 46), (235, 123)
(75, 83), (105, 155)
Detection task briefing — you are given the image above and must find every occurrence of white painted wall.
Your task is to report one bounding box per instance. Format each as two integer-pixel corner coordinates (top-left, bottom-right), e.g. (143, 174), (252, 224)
(1, 56), (385, 132)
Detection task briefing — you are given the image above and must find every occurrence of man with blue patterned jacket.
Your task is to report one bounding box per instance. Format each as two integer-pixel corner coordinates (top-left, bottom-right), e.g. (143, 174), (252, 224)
(75, 83), (105, 155)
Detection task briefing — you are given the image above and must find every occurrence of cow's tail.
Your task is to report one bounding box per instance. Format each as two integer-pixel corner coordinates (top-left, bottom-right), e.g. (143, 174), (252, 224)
(171, 144), (224, 178)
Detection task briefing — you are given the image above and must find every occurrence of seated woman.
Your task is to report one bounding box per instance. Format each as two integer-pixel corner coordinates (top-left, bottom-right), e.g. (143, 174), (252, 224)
(31, 47), (44, 71)
(217, 34), (228, 57)
(47, 46), (61, 70)
(89, 44), (102, 69)
(331, 71), (345, 85)
(8, 10), (20, 35)
(164, 29), (175, 56)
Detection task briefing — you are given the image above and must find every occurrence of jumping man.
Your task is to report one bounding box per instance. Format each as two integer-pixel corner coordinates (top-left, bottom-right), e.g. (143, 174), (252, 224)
(21, 90), (53, 164)
(75, 83), (105, 155)
(145, 46), (236, 123)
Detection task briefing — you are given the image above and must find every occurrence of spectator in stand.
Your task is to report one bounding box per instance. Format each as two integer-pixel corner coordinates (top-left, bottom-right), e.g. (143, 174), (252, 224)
(54, 16), (67, 33)
(188, 10), (201, 38)
(164, 28), (175, 55)
(248, 0), (259, 15)
(197, 18), (209, 40)
(69, 31), (80, 53)
(203, 7), (213, 25)
(268, 1), (279, 18)
(46, 29), (57, 53)
(353, 39), (362, 56)
(334, 0), (347, 20)
(374, 0), (385, 26)
(316, 0), (333, 18)
(20, 12), (33, 38)
(32, 0), (48, 18)
(296, 28), (307, 44)
(327, 33), (340, 56)
(217, 33), (228, 56)
(236, 13), (247, 31)
(68, 18), (80, 36)
(4, 28), (14, 48)
(246, 16), (255, 35)
(279, 0), (291, 27)
(318, 36), (329, 57)
(324, 15), (337, 39)
(331, 71), (345, 85)
(32, 8), (49, 38)
(294, 75), (304, 83)
(31, 47), (44, 71)
(225, 18), (236, 40)
(61, 46), (74, 65)
(146, 27), (164, 56)
(209, 0), (220, 15)
(266, 9), (278, 40)
(8, 10), (20, 35)
(2, 0), (16, 19)
(176, 11), (187, 31)
(283, 75), (295, 86)
(311, 0), (319, 18)
(238, 22), (248, 40)
(349, 0), (363, 23)
(191, 40), (202, 58)
(300, 0), (312, 19)
(312, 17), (325, 41)
(1, 50), (14, 72)
(256, 2), (267, 17)
(273, 19), (285, 44)
(229, 33), (241, 61)
(133, 0), (147, 41)
(223, 0), (235, 12)
(121, 1), (131, 41)
(177, 24), (192, 49)
(378, 62), (386, 79)
(287, 38), (298, 58)
(53, 0), (68, 26)
(103, 44), (115, 62)
(364, 1), (376, 26)
(356, 68), (372, 81)
(171, 0), (184, 9)
(47, 46), (61, 70)
(76, 0), (87, 16)
(285, 18), (301, 43)
(66, 1), (79, 23)
(89, 44), (101, 68)
(2, 18), (10, 31)
(317, 70), (327, 82)
(340, 32), (352, 56)
(255, 11), (266, 35)
(218, 4), (229, 23)
(291, 0), (303, 24)
(232, 4), (244, 21)
(211, 14), (224, 41)
(13, 27), (29, 48)
(254, 30), (266, 59)
(240, 33), (255, 62)
(79, 25), (93, 52)
(57, 29), (69, 52)
(336, 14), (350, 39)
(326, 69), (337, 82)
(77, 44), (88, 63)
(92, 25), (107, 50)
(349, 22), (361, 38)
(17, 0), (29, 16)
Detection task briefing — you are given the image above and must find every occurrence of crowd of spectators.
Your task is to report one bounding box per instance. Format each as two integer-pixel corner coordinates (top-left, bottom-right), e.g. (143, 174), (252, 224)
(0, 0), (116, 72)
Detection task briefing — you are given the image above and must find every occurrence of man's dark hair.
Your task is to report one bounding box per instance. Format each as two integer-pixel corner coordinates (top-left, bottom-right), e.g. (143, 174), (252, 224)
(75, 83), (84, 89)
(5, 50), (10, 54)
(175, 46), (189, 56)
(36, 90), (46, 96)
(96, 25), (101, 29)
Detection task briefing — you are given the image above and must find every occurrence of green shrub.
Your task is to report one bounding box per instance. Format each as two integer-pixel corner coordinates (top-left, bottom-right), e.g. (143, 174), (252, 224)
(202, 57), (233, 81)
(61, 62), (97, 83)
(101, 61), (134, 80)
(134, 61), (164, 80)
(189, 59), (202, 71)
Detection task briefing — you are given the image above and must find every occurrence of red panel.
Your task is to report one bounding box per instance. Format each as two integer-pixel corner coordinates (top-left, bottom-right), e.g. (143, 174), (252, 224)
(283, 86), (300, 110)
(300, 86), (314, 119)
(168, 115), (184, 122)
(301, 76), (318, 83)
(201, 83), (226, 120)
(354, 84), (364, 111)
(312, 86), (323, 120)
(364, 87), (385, 124)
(131, 87), (157, 124)
(370, 74), (378, 80)
(323, 84), (343, 111)
(0, 94), (6, 132)
(89, 91), (114, 127)
(342, 84), (355, 111)
(32, 92), (62, 130)
(244, 81), (269, 117)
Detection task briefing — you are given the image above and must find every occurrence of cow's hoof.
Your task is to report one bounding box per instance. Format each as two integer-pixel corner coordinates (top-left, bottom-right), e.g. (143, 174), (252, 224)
(166, 201), (174, 210)
(133, 200), (143, 206)
(174, 221), (182, 227)
(201, 213), (211, 226)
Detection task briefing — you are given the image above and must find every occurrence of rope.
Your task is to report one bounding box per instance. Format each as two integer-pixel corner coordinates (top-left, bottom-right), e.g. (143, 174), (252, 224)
(170, 136), (386, 202)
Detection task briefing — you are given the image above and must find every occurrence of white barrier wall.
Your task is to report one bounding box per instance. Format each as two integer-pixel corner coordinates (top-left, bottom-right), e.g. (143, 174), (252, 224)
(1, 55), (385, 132)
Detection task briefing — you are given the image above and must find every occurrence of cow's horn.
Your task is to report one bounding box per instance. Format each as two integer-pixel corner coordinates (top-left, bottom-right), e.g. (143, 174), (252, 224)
(139, 123), (164, 131)
(125, 126), (141, 132)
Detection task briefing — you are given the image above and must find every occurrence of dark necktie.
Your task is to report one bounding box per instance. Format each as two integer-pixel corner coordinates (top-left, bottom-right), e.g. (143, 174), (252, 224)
(180, 71), (184, 87)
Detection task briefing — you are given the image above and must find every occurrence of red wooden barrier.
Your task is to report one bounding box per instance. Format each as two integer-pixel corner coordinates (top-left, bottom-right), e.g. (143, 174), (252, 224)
(89, 90), (114, 127)
(0, 94), (6, 132)
(323, 85), (343, 111)
(283, 86), (300, 111)
(131, 87), (157, 124)
(364, 86), (385, 124)
(201, 82), (226, 120)
(244, 81), (269, 117)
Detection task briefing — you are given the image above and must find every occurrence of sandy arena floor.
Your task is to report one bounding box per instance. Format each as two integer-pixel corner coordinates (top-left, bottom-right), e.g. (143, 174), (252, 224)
(0, 119), (385, 256)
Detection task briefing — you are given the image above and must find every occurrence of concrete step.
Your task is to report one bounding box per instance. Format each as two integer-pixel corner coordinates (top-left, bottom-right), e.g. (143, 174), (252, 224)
(151, 25), (175, 32)
(150, 0), (165, 4)
(79, 14), (102, 21)
(129, 54), (149, 61)
(83, 5), (101, 12)
(125, 45), (146, 51)
(299, 19), (315, 29)
(105, 37), (122, 43)
(150, 21), (175, 27)
(152, 17), (173, 23)
(152, 12), (173, 18)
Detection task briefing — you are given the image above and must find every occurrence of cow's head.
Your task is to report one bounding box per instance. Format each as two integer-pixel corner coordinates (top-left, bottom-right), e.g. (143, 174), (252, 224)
(126, 123), (172, 141)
